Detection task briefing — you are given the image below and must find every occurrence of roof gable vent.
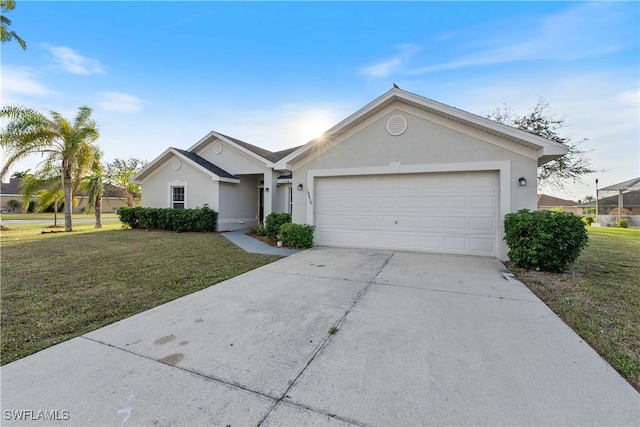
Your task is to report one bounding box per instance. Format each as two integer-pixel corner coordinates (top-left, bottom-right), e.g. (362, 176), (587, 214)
(386, 115), (408, 136)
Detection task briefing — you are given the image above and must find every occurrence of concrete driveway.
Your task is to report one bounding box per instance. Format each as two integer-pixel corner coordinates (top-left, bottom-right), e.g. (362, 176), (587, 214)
(2, 248), (638, 426)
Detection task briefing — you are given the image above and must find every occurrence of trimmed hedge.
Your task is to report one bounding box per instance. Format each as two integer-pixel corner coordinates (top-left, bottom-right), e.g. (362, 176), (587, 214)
(279, 223), (315, 248)
(504, 209), (588, 273)
(118, 206), (217, 232)
(265, 212), (291, 239)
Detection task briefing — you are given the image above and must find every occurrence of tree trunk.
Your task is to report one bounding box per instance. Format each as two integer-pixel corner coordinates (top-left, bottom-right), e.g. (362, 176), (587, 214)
(54, 199), (58, 226)
(62, 161), (73, 232)
(95, 194), (102, 228)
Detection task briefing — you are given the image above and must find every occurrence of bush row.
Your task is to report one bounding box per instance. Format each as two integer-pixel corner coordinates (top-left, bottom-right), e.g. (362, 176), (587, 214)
(279, 223), (315, 248)
(265, 212), (291, 239)
(118, 206), (217, 232)
(504, 209), (588, 273)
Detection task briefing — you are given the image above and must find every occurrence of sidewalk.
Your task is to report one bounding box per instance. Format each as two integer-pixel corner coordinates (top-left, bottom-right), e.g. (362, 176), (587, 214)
(221, 229), (301, 256)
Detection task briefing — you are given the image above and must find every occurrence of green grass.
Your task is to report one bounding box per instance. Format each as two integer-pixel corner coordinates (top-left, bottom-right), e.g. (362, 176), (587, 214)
(508, 227), (640, 391)
(1, 212), (119, 221)
(1, 224), (281, 365)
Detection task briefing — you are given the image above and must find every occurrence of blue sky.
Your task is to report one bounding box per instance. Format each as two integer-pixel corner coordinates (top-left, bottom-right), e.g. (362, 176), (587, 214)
(2, 1), (638, 200)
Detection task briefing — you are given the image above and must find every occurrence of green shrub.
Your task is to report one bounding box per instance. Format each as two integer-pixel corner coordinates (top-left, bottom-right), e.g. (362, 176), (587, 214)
(279, 223), (315, 248)
(616, 218), (629, 228)
(265, 212), (291, 239)
(581, 216), (595, 226)
(249, 224), (267, 236)
(118, 206), (217, 232)
(504, 209), (588, 273)
(7, 199), (20, 212)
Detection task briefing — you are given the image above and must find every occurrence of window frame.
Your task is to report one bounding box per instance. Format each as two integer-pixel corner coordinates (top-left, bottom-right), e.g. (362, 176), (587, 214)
(167, 181), (187, 209)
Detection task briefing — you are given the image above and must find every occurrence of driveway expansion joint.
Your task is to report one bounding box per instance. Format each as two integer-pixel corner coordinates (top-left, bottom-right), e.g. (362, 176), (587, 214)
(257, 252), (395, 426)
(80, 336), (276, 401)
(373, 280), (542, 303)
(260, 268), (372, 284)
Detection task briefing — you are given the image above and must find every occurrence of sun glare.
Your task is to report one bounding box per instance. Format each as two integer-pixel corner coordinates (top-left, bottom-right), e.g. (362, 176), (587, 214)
(291, 109), (337, 143)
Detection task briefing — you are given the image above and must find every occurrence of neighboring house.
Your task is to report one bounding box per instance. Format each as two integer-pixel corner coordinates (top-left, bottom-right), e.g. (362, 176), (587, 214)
(0, 178), (135, 213)
(537, 194), (582, 215)
(0, 178), (22, 212)
(134, 87), (568, 260)
(599, 190), (640, 216)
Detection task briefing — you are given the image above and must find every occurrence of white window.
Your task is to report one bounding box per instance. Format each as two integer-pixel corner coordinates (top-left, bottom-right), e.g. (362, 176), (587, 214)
(171, 186), (185, 209)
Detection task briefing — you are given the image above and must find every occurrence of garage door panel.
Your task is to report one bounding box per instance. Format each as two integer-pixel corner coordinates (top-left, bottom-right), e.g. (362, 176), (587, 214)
(444, 196), (468, 209)
(470, 237), (495, 253)
(443, 237), (467, 251)
(315, 172), (498, 256)
(444, 217), (468, 231)
(419, 216), (444, 229)
(470, 217), (496, 231)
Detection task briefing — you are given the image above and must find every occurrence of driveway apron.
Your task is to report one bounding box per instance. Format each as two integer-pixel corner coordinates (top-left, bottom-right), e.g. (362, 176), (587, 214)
(1, 248), (638, 426)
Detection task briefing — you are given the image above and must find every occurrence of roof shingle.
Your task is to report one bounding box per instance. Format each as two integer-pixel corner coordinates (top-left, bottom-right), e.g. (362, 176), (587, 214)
(173, 148), (238, 180)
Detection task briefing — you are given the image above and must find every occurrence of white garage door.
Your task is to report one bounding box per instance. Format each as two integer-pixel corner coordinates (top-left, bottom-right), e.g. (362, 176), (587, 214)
(315, 172), (498, 256)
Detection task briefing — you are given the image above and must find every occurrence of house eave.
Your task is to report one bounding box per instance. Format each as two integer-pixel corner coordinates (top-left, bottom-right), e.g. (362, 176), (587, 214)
(275, 87), (569, 169)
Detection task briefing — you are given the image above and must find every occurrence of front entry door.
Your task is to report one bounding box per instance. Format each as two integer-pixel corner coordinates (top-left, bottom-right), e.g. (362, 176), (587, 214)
(259, 188), (264, 223)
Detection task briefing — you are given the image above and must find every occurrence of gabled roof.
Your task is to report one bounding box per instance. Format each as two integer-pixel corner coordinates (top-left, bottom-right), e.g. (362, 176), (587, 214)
(188, 131), (302, 166)
(215, 132), (275, 161)
(268, 146), (302, 163)
(1, 178), (21, 195)
(275, 87), (570, 169)
(537, 194), (579, 207)
(600, 177), (640, 192)
(132, 148), (239, 184)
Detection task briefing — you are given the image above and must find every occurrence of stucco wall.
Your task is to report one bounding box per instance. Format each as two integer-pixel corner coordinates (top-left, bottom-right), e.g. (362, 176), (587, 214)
(290, 104), (538, 225)
(197, 139), (270, 175)
(140, 155), (219, 210)
(218, 175), (260, 231)
(275, 183), (292, 214)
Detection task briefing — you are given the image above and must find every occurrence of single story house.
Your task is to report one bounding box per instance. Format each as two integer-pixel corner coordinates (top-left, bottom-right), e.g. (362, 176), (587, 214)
(0, 178), (136, 213)
(133, 87), (568, 260)
(537, 194), (583, 215)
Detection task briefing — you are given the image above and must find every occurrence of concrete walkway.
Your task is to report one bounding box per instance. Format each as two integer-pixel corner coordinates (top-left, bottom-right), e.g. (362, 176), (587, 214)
(2, 248), (638, 426)
(221, 228), (301, 256)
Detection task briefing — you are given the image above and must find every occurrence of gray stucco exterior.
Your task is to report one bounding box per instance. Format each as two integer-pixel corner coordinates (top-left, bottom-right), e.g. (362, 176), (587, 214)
(133, 87), (567, 257)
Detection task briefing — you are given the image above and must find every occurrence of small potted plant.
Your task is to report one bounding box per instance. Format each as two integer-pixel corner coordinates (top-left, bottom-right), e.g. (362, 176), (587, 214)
(276, 234), (283, 247)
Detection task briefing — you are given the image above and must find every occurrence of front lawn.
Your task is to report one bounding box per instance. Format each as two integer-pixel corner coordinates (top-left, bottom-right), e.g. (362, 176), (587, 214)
(1, 212), (119, 221)
(1, 223), (281, 365)
(507, 227), (640, 391)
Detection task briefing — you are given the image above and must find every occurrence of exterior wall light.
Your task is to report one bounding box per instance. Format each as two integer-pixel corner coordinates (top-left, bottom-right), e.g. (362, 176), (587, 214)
(297, 184), (304, 191)
(518, 177), (528, 187)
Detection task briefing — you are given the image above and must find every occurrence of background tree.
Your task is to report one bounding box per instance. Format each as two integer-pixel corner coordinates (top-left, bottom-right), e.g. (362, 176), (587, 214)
(7, 199), (20, 212)
(1, 105), (100, 231)
(487, 98), (595, 189)
(20, 170), (64, 226)
(105, 157), (146, 207)
(1, 0), (26, 49)
(81, 148), (105, 228)
(10, 169), (30, 179)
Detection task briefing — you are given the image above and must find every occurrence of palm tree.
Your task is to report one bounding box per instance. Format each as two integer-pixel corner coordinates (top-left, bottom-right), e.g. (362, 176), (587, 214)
(1, 105), (100, 231)
(20, 171), (64, 226)
(1, 0), (27, 49)
(80, 148), (105, 228)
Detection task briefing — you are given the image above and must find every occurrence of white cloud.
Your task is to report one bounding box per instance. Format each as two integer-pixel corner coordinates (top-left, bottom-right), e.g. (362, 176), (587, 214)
(97, 92), (145, 113)
(409, 3), (636, 75)
(361, 43), (421, 79)
(45, 45), (106, 75)
(1, 66), (57, 97)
